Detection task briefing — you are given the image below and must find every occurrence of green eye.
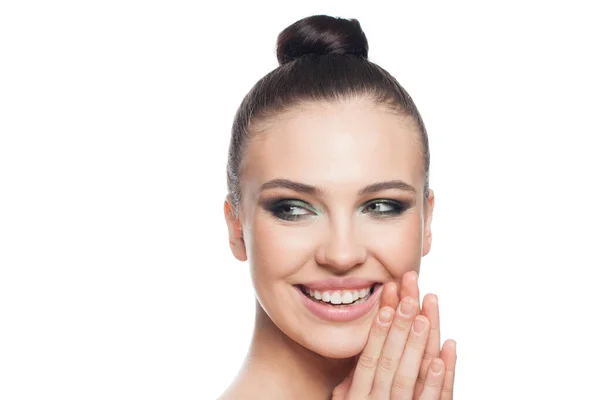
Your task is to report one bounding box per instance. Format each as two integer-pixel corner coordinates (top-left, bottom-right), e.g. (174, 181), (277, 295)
(267, 200), (313, 221)
(362, 200), (408, 217)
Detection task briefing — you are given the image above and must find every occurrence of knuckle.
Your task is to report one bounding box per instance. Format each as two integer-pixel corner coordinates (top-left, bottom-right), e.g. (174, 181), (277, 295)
(442, 386), (454, 394)
(357, 353), (378, 369)
(392, 374), (414, 392)
(377, 355), (398, 372)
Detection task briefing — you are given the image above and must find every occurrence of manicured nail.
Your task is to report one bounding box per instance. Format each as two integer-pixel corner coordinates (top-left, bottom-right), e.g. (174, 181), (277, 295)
(412, 316), (427, 334)
(399, 298), (415, 316)
(379, 308), (393, 324)
(431, 358), (443, 374)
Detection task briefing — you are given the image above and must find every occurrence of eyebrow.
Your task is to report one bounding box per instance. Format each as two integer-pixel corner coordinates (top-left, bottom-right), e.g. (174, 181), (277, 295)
(258, 178), (416, 197)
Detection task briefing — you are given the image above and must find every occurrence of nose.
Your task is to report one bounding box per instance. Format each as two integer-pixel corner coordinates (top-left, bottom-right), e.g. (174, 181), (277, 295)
(315, 219), (368, 273)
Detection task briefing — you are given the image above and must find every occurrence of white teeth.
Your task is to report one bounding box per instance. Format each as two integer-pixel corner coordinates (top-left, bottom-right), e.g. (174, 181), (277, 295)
(341, 291), (354, 304)
(304, 286), (374, 304)
(330, 292), (342, 304)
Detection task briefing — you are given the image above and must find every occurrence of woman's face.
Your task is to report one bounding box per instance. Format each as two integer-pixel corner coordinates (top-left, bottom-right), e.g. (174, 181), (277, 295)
(225, 97), (434, 358)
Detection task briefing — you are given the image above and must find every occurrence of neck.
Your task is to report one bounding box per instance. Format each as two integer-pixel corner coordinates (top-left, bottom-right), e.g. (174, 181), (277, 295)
(228, 300), (355, 399)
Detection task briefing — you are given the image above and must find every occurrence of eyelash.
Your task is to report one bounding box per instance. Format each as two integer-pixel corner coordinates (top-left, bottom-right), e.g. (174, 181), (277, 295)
(264, 198), (410, 222)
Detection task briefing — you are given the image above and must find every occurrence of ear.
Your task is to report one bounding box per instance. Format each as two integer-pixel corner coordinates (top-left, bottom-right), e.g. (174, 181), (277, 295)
(223, 197), (247, 262)
(422, 189), (435, 257)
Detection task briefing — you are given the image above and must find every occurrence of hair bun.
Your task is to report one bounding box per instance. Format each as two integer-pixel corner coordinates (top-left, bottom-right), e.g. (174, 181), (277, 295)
(276, 15), (369, 65)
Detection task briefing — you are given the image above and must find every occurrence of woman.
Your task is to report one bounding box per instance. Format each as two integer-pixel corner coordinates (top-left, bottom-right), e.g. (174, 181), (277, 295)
(221, 15), (457, 399)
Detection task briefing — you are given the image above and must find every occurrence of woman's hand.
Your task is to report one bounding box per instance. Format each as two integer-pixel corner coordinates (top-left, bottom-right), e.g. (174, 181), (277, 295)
(331, 272), (457, 399)
(396, 272), (456, 399)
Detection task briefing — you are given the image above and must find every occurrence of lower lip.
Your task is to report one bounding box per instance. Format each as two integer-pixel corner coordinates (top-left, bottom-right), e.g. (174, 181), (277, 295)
(295, 285), (383, 323)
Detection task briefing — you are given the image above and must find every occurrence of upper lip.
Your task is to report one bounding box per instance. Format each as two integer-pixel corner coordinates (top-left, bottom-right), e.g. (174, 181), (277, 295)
(299, 277), (381, 291)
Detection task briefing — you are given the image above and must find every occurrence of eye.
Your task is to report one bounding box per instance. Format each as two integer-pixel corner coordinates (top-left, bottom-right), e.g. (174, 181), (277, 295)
(361, 199), (408, 217)
(266, 200), (314, 221)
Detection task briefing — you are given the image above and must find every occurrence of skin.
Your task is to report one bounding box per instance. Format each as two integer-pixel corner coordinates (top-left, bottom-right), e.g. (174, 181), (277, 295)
(222, 97), (456, 399)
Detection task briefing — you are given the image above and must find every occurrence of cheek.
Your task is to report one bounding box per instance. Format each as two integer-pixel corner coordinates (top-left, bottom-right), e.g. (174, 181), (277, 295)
(361, 214), (423, 276)
(249, 215), (315, 281)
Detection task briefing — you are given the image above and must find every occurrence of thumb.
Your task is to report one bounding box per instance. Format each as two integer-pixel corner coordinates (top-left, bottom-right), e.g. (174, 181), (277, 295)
(331, 366), (356, 400)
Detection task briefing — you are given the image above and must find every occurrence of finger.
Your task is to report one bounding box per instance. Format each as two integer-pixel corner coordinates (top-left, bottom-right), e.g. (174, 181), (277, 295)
(380, 281), (400, 310)
(347, 306), (395, 397)
(440, 339), (457, 400)
(417, 358), (445, 399)
(331, 367), (355, 400)
(400, 270), (420, 307)
(414, 294), (441, 397)
(370, 296), (419, 398)
(391, 315), (430, 399)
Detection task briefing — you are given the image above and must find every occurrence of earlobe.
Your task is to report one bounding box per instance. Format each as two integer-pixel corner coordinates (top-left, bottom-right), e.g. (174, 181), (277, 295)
(422, 189), (435, 257)
(223, 199), (248, 261)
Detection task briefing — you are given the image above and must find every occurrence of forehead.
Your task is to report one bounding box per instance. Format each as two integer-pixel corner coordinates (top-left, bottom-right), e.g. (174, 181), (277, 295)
(242, 98), (423, 198)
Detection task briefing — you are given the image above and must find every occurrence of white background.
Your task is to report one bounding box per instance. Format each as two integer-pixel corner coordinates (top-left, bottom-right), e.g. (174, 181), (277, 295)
(1, 1), (599, 399)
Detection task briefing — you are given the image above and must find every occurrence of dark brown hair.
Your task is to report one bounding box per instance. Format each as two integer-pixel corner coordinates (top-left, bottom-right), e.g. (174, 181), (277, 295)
(226, 15), (430, 218)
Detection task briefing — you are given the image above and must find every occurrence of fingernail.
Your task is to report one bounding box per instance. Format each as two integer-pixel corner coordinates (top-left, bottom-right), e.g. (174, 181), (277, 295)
(399, 298), (415, 316)
(378, 308), (393, 324)
(412, 316), (426, 334)
(431, 358), (443, 374)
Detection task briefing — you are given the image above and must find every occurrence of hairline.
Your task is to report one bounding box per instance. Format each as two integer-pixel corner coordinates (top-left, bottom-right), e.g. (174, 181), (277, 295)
(232, 96), (428, 219)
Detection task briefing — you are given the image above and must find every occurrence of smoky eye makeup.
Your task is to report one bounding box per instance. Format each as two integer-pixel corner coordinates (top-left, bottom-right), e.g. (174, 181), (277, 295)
(359, 198), (413, 218)
(260, 196), (413, 222)
(260, 198), (319, 222)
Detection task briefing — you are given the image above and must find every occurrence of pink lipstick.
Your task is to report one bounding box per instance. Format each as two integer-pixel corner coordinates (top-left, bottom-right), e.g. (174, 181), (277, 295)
(294, 280), (383, 322)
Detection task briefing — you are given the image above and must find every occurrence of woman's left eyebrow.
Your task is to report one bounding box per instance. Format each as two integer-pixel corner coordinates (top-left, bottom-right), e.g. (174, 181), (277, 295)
(258, 179), (416, 196)
(358, 180), (416, 195)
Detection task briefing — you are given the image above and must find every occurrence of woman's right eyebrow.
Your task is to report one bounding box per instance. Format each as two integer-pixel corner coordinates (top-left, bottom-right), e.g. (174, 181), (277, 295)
(258, 178), (416, 197)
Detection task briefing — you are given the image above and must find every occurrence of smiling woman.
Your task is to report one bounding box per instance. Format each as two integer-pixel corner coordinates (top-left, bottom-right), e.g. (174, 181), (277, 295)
(221, 15), (456, 399)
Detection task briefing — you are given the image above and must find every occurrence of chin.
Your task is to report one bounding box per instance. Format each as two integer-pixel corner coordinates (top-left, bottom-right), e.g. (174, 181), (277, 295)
(296, 323), (372, 359)
(310, 339), (367, 359)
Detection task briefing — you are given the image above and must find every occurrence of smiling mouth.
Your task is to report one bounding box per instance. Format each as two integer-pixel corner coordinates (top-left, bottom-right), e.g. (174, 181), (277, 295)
(297, 283), (380, 306)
